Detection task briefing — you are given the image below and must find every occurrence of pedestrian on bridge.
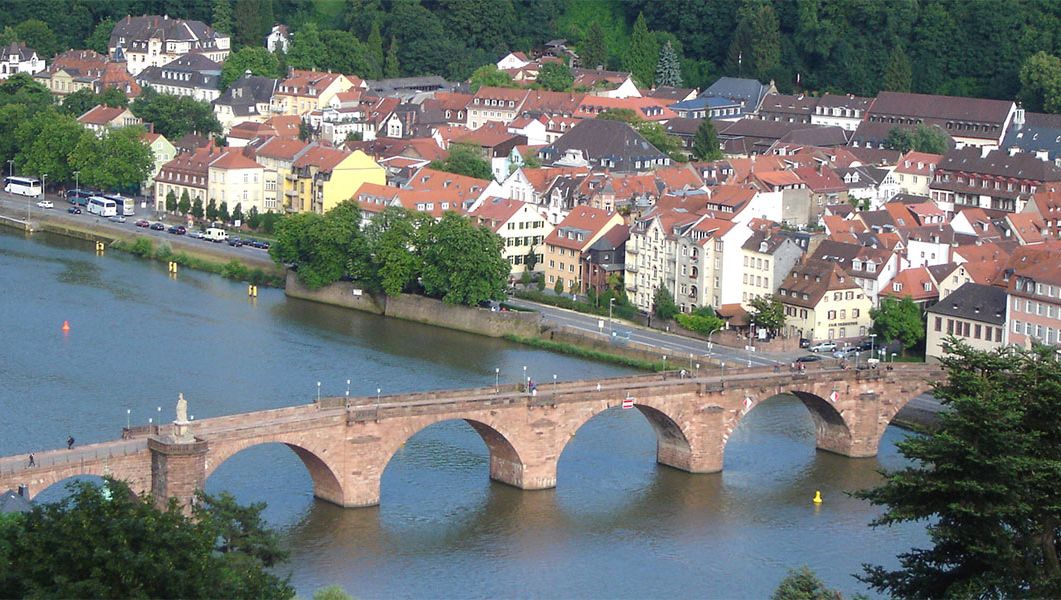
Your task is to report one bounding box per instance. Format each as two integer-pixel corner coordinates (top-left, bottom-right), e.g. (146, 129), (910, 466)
(27, 453), (34, 467)
(67, 436), (74, 450)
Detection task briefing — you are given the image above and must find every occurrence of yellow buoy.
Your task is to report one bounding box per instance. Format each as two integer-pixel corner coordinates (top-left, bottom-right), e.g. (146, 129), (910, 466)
(813, 490), (823, 504)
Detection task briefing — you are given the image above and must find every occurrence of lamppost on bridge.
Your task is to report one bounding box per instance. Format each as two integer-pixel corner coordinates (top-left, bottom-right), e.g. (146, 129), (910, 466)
(73, 170), (79, 195)
(869, 333), (876, 359)
(316, 381), (321, 403)
(891, 352), (897, 364)
(662, 355), (667, 371)
(721, 361), (725, 385)
(346, 379), (350, 398)
(608, 297), (615, 334)
(495, 367), (500, 392)
(522, 365), (527, 388)
(553, 373), (557, 394)
(6, 159), (12, 179)
(126, 408), (130, 430)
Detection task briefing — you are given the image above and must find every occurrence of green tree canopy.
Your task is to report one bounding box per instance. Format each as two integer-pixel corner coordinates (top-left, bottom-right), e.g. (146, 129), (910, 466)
(691, 118), (723, 161)
(870, 296), (924, 351)
(579, 21), (607, 71)
(655, 40), (683, 88)
(69, 126), (154, 193)
(748, 295), (785, 335)
(14, 107), (86, 184)
(420, 212), (510, 306)
(771, 566), (842, 600)
(85, 18), (115, 54)
(364, 21), (385, 80)
(363, 206), (430, 296)
(653, 285), (678, 320)
(429, 143), (492, 181)
(537, 62), (574, 92)
(12, 19), (61, 60)
(286, 22), (326, 70)
(212, 0), (233, 35)
(178, 190), (192, 215)
(0, 479), (293, 598)
(623, 12), (658, 87)
(882, 45), (913, 93)
(884, 124), (950, 154)
(468, 64), (517, 93)
(131, 87), (222, 140)
(384, 36), (400, 78)
(726, 0), (780, 81)
(1019, 51), (1061, 114)
(220, 46), (282, 89)
(857, 342), (1061, 598)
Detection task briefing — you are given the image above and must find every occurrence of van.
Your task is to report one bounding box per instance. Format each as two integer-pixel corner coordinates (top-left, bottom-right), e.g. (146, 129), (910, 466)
(204, 227), (228, 243)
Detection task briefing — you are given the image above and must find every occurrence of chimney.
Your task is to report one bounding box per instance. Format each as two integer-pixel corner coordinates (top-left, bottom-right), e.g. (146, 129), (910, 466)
(1014, 105), (1025, 130)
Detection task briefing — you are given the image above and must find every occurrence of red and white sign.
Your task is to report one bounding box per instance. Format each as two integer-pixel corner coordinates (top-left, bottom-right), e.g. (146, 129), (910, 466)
(742, 395), (753, 413)
(622, 397), (634, 409)
(829, 390), (839, 403)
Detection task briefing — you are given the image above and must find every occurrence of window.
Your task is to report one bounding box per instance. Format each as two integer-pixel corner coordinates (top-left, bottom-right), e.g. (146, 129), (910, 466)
(828, 310), (836, 320)
(1013, 320), (1021, 333)
(934, 316), (942, 332)
(852, 309), (859, 318)
(974, 324), (982, 339)
(948, 319), (955, 334)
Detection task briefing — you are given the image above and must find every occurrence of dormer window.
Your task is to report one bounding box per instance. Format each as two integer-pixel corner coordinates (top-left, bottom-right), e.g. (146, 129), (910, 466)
(893, 282), (902, 292)
(852, 260), (861, 271)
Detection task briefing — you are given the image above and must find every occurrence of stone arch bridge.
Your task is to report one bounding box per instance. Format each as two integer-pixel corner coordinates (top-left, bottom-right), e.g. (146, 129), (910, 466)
(0, 364), (942, 508)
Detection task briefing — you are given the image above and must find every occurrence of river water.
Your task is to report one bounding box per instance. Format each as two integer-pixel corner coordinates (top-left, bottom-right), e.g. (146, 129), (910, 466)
(0, 228), (927, 598)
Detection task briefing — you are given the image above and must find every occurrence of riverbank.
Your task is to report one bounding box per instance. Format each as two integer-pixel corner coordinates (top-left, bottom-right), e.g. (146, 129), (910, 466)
(0, 210), (284, 286)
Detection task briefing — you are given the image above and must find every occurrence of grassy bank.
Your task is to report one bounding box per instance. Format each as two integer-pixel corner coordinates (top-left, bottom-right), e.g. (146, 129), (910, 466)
(112, 237), (285, 287)
(513, 289), (641, 321)
(504, 334), (663, 371)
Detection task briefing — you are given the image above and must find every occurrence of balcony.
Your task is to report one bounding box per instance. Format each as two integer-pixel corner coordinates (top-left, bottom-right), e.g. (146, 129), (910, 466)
(626, 284), (637, 292)
(626, 247), (638, 255)
(625, 265), (638, 273)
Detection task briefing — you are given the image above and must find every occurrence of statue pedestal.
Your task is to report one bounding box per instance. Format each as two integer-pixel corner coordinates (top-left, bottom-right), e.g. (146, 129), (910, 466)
(172, 419), (193, 443)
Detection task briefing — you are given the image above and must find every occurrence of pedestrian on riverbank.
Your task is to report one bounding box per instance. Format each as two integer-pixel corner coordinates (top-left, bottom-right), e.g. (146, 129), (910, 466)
(27, 453), (34, 467)
(67, 436), (74, 450)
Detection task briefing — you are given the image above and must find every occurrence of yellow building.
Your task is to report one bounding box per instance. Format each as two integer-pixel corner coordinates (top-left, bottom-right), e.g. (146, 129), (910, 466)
(247, 137), (310, 212)
(292, 145), (385, 214)
(142, 132), (176, 196)
(777, 258), (873, 344)
(543, 206), (625, 293)
(208, 149), (270, 215)
(271, 70), (357, 117)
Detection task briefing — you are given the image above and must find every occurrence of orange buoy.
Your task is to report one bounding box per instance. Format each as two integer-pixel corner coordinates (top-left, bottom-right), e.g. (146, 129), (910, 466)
(61, 320), (70, 332)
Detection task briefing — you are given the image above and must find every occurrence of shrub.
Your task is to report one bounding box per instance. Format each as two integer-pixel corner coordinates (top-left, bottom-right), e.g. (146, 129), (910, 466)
(676, 312), (725, 336)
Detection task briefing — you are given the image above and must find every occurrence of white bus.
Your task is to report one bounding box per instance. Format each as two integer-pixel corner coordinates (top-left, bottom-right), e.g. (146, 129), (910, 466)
(3, 176), (42, 197)
(86, 196), (117, 217)
(102, 193), (135, 216)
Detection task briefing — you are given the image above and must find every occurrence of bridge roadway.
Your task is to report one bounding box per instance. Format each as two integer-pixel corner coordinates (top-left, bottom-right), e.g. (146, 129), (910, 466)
(0, 363), (942, 508)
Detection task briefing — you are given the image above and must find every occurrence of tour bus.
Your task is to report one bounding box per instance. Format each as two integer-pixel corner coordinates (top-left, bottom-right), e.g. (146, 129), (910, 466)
(66, 189), (96, 207)
(102, 193), (135, 216)
(86, 196), (117, 217)
(3, 176), (42, 197)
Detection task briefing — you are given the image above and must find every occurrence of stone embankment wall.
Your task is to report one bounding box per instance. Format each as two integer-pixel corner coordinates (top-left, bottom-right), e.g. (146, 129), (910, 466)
(285, 273), (541, 338)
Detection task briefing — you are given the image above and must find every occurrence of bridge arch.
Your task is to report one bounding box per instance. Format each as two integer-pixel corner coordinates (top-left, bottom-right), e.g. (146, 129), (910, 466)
(206, 437), (345, 507)
(721, 390), (852, 459)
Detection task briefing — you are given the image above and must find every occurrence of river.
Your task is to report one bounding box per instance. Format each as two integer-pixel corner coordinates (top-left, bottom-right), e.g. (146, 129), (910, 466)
(0, 228), (928, 598)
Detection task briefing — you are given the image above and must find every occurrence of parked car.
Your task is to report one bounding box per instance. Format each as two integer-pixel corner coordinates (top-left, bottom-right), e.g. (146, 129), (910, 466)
(167, 225), (186, 235)
(832, 347), (860, 359)
(227, 237), (243, 247)
(795, 355), (823, 363)
(134, 219), (150, 228)
(799, 338), (810, 349)
(67, 206), (82, 214)
(108, 215), (126, 223)
(808, 341), (837, 353)
(149, 222), (165, 231)
(36, 200), (53, 209)
(856, 339), (875, 351)
(187, 230), (205, 239)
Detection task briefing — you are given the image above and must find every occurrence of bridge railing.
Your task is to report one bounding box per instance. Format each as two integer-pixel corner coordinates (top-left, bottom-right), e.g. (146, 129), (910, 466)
(0, 438), (148, 477)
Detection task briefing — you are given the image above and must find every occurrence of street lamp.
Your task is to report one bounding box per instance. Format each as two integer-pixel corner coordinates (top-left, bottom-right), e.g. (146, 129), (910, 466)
(316, 381), (321, 403)
(721, 361), (726, 384)
(608, 297), (616, 334)
(891, 352), (897, 363)
(73, 170), (79, 195)
(126, 408), (130, 429)
(495, 367), (500, 391)
(662, 355), (667, 371)
(523, 365), (527, 386)
(346, 379), (350, 398)
(5, 159), (12, 179)
(869, 333), (876, 358)
(553, 373), (557, 393)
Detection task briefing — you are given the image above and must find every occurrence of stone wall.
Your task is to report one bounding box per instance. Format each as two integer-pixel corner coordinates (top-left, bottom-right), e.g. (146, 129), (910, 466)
(285, 272), (540, 338)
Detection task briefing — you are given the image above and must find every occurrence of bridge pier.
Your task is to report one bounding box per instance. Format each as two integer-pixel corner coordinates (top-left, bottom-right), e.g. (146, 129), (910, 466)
(148, 438), (208, 511)
(654, 405), (724, 473)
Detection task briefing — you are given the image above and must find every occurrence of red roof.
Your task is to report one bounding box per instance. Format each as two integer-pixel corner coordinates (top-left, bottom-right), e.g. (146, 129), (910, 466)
(209, 149), (261, 170)
(293, 145), (350, 171)
(77, 105), (128, 126)
(545, 206), (616, 251)
(881, 267), (938, 301)
(469, 197), (530, 231)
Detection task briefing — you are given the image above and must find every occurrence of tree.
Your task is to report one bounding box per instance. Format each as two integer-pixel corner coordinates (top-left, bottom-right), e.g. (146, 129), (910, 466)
(212, 0), (234, 35)
(219, 201), (230, 223)
(232, 202), (243, 224)
(85, 18), (115, 54)
(691, 118), (723, 161)
(98, 87), (129, 109)
(69, 126), (154, 193)
(384, 36), (400, 78)
(286, 22), (326, 70)
(580, 21), (607, 70)
(675, 311), (724, 336)
(429, 143), (492, 181)
(420, 213), (510, 306)
(748, 295), (785, 336)
(364, 207), (428, 296)
(247, 205), (261, 229)
(0, 479), (293, 598)
(59, 88), (102, 117)
(771, 566), (841, 600)
(234, 0), (269, 48)
(726, 1), (780, 80)
(524, 246), (538, 271)
(856, 342), (1061, 598)
(131, 88), (222, 139)
(191, 198), (205, 220)
(1019, 51), (1061, 114)
(260, 210), (279, 234)
(178, 190), (191, 215)
(870, 297), (924, 351)
(14, 108), (87, 184)
(636, 121), (685, 162)
(365, 21), (384, 80)
(313, 586), (353, 600)
(269, 202), (369, 289)
(206, 198), (219, 221)
(885, 124), (950, 155)
(882, 45), (912, 93)
(537, 62), (574, 92)
(655, 41), (683, 88)
(653, 285), (678, 320)
(624, 12), (658, 88)
(12, 20), (61, 61)
(468, 65), (517, 93)
(553, 277), (564, 294)
(166, 189), (177, 212)
(220, 46), (281, 89)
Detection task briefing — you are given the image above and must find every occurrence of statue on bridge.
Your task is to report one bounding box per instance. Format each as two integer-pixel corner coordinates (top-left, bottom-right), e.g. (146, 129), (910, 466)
(176, 393), (189, 424)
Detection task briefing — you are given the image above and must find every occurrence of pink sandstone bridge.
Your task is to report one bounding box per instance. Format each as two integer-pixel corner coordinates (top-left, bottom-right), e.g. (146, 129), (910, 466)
(0, 363), (942, 508)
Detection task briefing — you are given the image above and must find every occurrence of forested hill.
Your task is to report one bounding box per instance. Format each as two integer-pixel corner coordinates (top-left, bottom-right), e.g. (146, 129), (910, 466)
(2, 0), (1059, 109)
